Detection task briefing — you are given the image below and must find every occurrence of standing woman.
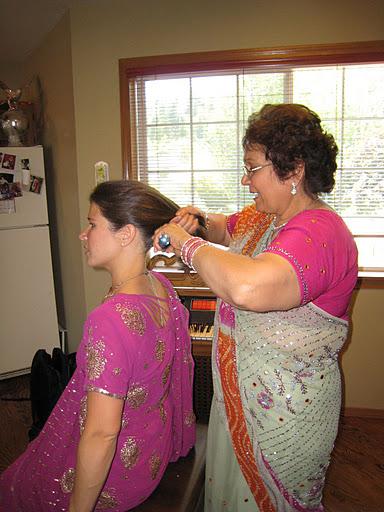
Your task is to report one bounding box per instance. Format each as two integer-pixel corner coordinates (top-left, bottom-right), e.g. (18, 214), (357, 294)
(154, 104), (358, 511)
(0, 181), (196, 511)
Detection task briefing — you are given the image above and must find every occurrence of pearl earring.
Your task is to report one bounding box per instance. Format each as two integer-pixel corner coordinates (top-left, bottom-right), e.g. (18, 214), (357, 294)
(291, 182), (297, 196)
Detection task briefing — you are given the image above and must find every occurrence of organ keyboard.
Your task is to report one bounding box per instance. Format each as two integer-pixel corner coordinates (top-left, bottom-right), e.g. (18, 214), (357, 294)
(182, 297), (216, 355)
(149, 255), (215, 356)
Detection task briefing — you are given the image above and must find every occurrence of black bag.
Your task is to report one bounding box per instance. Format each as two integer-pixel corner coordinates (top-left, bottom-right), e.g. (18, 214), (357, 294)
(28, 348), (76, 441)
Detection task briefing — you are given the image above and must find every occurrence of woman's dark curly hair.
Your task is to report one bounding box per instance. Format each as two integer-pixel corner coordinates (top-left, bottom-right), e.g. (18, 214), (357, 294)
(90, 180), (206, 251)
(242, 104), (338, 195)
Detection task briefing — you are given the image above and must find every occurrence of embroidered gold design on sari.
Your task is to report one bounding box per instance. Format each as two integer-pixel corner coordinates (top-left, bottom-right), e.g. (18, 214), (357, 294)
(115, 303), (146, 335)
(184, 410), (196, 426)
(126, 385), (148, 408)
(150, 453), (162, 480)
(155, 339), (165, 361)
(86, 338), (106, 380)
(96, 489), (118, 509)
(79, 395), (87, 434)
(120, 437), (140, 469)
(59, 467), (75, 493)
(162, 363), (171, 386)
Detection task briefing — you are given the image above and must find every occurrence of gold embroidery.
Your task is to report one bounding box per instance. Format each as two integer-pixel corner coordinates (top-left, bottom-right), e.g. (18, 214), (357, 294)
(155, 339), (165, 361)
(113, 367), (122, 375)
(184, 410), (196, 426)
(96, 489), (118, 509)
(121, 415), (129, 429)
(150, 453), (162, 480)
(86, 339), (106, 380)
(162, 364), (171, 386)
(60, 467), (75, 493)
(126, 385), (148, 408)
(120, 437), (140, 469)
(159, 402), (166, 424)
(79, 395), (88, 434)
(115, 303), (146, 335)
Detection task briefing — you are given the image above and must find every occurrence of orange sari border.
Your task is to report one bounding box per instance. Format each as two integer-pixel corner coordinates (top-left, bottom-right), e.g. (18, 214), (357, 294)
(232, 204), (273, 256)
(218, 205), (275, 510)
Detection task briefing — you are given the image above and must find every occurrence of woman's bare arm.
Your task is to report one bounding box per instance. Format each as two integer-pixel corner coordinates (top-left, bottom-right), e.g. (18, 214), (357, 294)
(69, 392), (124, 512)
(192, 247), (301, 312)
(172, 206), (231, 246)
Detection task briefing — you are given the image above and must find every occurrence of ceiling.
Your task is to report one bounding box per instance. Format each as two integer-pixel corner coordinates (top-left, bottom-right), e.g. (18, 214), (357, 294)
(0, 0), (74, 65)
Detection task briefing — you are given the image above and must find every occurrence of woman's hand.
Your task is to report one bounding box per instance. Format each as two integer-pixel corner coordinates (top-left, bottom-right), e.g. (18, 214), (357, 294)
(171, 205), (207, 234)
(153, 222), (192, 255)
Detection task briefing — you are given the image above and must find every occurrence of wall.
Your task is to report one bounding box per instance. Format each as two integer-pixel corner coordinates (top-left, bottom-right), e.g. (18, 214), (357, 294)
(341, 286), (384, 410)
(23, 14), (86, 352)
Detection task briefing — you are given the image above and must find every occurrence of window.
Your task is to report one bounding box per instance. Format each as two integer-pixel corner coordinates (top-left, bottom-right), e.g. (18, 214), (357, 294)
(120, 42), (384, 271)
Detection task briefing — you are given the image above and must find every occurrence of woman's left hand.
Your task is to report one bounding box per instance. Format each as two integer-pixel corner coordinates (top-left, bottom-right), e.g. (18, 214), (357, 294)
(153, 223), (192, 255)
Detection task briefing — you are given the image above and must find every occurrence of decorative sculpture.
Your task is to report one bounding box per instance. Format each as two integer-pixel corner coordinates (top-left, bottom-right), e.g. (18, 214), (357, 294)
(0, 77), (42, 146)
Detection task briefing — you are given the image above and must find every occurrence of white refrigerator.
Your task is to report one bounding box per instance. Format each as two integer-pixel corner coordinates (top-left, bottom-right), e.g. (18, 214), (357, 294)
(0, 145), (59, 378)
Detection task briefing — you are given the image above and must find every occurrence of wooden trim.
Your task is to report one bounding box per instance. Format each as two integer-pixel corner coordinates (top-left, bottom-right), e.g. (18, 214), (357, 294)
(356, 275), (384, 290)
(192, 341), (212, 357)
(119, 40), (384, 179)
(343, 407), (384, 419)
(119, 59), (131, 179)
(119, 40), (384, 76)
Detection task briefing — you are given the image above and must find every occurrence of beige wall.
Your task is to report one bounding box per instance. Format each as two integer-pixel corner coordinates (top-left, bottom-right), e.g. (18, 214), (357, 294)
(341, 287), (384, 410)
(23, 14), (86, 351)
(6, 0), (383, 404)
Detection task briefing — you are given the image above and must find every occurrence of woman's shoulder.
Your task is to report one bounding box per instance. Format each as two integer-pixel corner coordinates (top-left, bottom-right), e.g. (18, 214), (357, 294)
(290, 208), (353, 239)
(86, 295), (149, 339)
(87, 295), (146, 323)
(281, 208), (357, 260)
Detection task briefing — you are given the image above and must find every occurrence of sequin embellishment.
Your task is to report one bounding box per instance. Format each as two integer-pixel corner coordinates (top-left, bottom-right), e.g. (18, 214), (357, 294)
(155, 339), (166, 361)
(96, 489), (118, 509)
(79, 395), (87, 434)
(184, 410), (196, 426)
(60, 467), (75, 493)
(120, 437), (140, 469)
(162, 364), (171, 386)
(121, 415), (129, 429)
(86, 338), (106, 380)
(115, 303), (146, 335)
(150, 453), (162, 480)
(126, 385), (148, 408)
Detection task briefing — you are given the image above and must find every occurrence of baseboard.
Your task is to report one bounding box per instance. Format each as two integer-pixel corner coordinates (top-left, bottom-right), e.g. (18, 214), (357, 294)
(343, 407), (384, 419)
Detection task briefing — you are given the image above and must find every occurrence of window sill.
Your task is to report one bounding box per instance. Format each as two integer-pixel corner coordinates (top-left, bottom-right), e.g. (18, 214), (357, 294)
(357, 271), (384, 289)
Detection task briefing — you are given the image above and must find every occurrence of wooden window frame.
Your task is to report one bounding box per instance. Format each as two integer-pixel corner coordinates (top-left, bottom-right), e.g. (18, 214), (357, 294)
(119, 40), (384, 178)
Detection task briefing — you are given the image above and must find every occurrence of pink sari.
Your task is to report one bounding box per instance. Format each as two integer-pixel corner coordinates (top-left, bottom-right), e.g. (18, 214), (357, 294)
(0, 272), (196, 511)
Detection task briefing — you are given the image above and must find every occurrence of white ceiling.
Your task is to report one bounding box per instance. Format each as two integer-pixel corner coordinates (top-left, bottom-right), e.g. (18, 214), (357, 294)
(0, 0), (74, 65)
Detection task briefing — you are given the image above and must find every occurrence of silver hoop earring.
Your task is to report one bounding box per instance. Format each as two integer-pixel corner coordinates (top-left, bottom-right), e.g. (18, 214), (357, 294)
(291, 182), (297, 196)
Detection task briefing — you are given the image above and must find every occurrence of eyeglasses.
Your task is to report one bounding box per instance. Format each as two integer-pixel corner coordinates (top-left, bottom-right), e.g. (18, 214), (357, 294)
(242, 162), (272, 179)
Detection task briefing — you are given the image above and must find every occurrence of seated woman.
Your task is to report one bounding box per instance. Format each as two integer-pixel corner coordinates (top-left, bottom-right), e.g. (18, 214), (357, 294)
(0, 180), (197, 512)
